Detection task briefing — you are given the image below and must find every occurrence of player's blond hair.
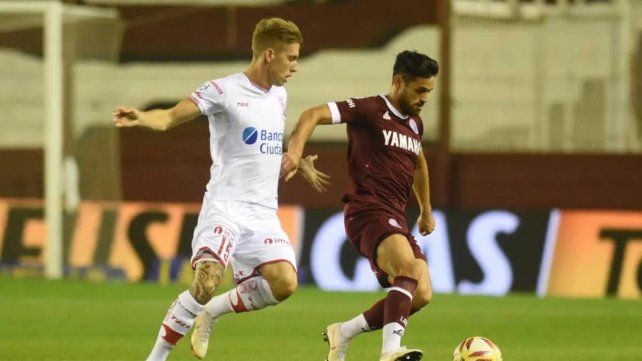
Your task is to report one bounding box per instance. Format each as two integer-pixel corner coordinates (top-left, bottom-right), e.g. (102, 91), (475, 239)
(251, 18), (302, 58)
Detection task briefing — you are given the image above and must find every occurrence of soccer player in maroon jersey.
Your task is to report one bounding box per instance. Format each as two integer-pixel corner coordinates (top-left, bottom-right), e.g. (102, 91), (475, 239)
(281, 50), (438, 361)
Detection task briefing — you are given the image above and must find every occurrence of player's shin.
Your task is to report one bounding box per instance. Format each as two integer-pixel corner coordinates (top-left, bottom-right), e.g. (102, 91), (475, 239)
(381, 276), (418, 354)
(191, 275), (279, 359)
(361, 299), (386, 334)
(341, 290), (425, 341)
(206, 276), (278, 317)
(345, 289), (424, 342)
(146, 290), (204, 361)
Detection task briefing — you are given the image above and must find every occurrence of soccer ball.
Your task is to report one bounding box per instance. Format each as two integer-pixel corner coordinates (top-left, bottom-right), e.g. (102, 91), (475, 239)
(452, 336), (502, 361)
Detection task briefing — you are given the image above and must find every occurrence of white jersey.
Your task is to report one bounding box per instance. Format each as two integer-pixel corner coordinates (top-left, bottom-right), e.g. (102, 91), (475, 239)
(190, 73), (287, 210)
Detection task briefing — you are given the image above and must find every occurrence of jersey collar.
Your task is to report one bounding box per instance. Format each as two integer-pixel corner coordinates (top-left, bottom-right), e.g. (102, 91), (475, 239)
(241, 72), (272, 94)
(379, 94), (409, 120)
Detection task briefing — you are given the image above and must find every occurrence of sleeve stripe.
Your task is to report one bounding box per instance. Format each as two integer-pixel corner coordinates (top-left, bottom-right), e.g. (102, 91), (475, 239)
(327, 102), (341, 124)
(189, 93), (207, 115)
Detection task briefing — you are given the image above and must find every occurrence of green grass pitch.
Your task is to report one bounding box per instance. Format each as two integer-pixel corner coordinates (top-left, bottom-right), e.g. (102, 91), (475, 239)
(2, 278), (640, 360)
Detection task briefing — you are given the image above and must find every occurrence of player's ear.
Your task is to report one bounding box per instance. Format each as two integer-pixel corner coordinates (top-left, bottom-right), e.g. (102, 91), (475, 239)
(264, 48), (275, 63)
(391, 74), (405, 90)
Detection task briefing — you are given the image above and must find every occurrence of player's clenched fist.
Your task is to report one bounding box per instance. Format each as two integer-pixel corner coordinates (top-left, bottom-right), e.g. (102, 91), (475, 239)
(112, 106), (142, 127)
(417, 211), (435, 236)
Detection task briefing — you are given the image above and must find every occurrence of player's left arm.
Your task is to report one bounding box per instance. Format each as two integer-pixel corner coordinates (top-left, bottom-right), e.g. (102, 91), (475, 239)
(413, 149), (435, 236)
(281, 104), (333, 181)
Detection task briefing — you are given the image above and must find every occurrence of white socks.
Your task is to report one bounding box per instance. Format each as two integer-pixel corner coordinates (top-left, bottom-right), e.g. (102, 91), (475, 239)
(339, 314), (371, 340)
(145, 337), (172, 361)
(165, 291), (204, 336)
(338, 314), (405, 354)
(146, 290), (204, 361)
(206, 276), (278, 317)
(146, 278), (278, 361)
(381, 322), (405, 354)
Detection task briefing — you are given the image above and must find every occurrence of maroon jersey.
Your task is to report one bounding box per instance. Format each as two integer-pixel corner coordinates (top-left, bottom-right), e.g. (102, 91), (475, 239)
(328, 95), (424, 218)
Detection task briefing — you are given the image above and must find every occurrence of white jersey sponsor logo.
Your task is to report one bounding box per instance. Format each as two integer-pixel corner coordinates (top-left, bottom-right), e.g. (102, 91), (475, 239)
(242, 127), (284, 155)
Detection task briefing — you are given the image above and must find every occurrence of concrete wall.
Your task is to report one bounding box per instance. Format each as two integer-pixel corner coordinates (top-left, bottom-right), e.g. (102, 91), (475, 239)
(1, 12), (638, 152)
(452, 15), (629, 151)
(0, 25), (440, 148)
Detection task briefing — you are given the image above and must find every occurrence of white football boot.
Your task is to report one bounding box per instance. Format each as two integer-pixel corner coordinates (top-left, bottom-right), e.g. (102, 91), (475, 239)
(190, 310), (216, 359)
(322, 323), (351, 361)
(379, 347), (423, 361)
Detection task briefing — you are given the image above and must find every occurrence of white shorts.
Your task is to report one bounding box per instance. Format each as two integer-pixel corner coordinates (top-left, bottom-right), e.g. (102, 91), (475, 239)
(190, 198), (297, 283)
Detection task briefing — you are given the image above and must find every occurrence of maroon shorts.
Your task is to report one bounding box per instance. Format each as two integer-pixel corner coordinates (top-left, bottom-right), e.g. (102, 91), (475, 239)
(344, 207), (425, 288)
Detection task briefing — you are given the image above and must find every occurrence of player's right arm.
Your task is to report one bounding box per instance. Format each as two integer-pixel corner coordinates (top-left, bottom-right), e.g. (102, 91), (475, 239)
(112, 98), (201, 131)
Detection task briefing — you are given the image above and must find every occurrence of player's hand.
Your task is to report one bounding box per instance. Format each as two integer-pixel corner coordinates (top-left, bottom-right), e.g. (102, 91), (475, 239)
(113, 106), (142, 128)
(298, 155), (331, 193)
(417, 211), (435, 236)
(280, 152), (300, 180)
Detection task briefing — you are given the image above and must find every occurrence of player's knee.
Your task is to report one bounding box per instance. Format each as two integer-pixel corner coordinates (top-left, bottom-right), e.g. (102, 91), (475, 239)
(269, 270), (298, 302)
(261, 268), (297, 302)
(260, 262), (298, 302)
(413, 285), (432, 310)
(412, 261), (432, 310)
(190, 281), (217, 305)
(190, 261), (224, 304)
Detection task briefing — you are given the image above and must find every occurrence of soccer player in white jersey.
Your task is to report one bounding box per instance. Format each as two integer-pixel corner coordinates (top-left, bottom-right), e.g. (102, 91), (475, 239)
(113, 18), (328, 361)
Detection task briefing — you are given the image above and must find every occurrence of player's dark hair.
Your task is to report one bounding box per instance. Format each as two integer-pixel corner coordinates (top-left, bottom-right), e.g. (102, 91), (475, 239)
(393, 50), (439, 81)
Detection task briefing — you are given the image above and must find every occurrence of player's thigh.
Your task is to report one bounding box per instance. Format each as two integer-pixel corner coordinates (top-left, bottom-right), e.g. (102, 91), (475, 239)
(376, 233), (422, 280)
(259, 260), (297, 283)
(232, 231), (297, 300)
(231, 233), (296, 281)
(190, 204), (239, 269)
